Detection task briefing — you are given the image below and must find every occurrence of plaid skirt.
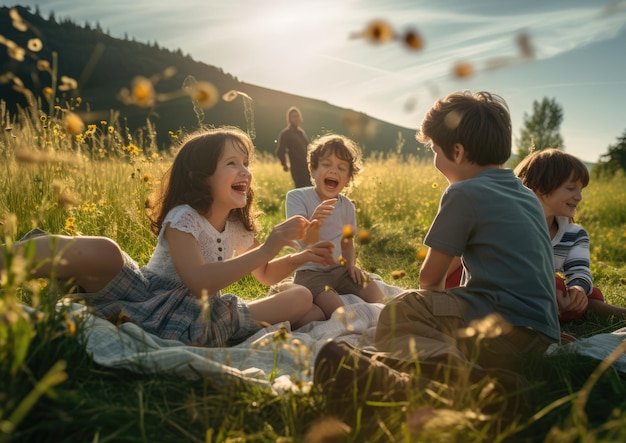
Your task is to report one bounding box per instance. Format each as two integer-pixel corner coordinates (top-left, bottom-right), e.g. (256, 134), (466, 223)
(81, 251), (260, 347)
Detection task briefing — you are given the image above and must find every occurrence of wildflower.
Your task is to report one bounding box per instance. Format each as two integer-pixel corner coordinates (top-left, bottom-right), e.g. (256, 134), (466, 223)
(9, 8), (27, 31)
(391, 269), (406, 279)
(403, 29), (424, 50)
(58, 76), (78, 91)
(142, 173), (151, 182)
(162, 66), (177, 79)
(122, 143), (141, 156)
(357, 228), (370, 245)
(222, 90), (239, 102)
(27, 38), (43, 52)
(7, 45), (25, 61)
(40, 114), (47, 123)
(131, 76), (156, 107)
(342, 224), (354, 239)
(37, 60), (51, 71)
(362, 20), (395, 44)
(63, 111), (85, 135)
(107, 126), (115, 134)
(457, 312), (512, 339)
(42, 86), (53, 99)
(453, 61), (474, 78)
(62, 313), (76, 336)
(188, 81), (219, 109)
(338, 256), (347, 266)
(272, 326), (289, 343)
(416, 247), (428, 260)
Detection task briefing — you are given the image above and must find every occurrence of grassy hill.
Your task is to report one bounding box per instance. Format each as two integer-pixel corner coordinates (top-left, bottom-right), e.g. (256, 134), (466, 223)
(0, 5), (424, 157)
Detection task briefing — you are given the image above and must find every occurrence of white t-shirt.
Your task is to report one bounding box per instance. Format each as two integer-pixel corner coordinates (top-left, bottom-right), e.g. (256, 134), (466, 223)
(285, 187), (356, 272)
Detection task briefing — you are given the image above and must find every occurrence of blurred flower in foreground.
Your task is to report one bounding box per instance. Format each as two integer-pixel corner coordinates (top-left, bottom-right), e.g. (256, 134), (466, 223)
(357, 228), (370, 245)
(63, 111), (85, 135)
(222, 90), (240, 102)
(457, 312), (512, 339)
(118, 76), (156, 107)
(403, 29), (424, 50)
(342, 224), (354, 239)
(416, 247), (428, 261)
(359, 19), (396, 44)
(58, 75), (78, 92)
(453, 61), (474, 78)
(186, 80), (218, 109)
(391, 269), (406, 279)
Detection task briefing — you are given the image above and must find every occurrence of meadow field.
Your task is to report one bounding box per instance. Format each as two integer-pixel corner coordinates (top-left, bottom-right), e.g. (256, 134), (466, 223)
(2, 102), (626, 442)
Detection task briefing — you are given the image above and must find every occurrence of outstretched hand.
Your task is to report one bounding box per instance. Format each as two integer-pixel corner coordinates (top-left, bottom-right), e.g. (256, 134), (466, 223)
(311, 198), (338, 224)
(264, 215), (310, 253)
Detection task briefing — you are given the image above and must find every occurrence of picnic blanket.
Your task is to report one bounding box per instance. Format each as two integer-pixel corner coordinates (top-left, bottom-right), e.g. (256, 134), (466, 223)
(60, 281), (626, 393)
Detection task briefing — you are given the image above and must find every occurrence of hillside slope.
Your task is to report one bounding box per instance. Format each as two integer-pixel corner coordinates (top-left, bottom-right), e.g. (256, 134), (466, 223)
(0, 5), (424, 156)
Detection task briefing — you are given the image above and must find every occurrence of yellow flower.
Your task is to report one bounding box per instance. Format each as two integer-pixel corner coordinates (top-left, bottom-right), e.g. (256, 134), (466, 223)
(342, 224), (354, 239)
(8, 46), (25, 61)
(432, 182), (439, 189)
(416, 247), (428, 261)
(58, 76), (78, 92)
(338, 256), (347, 266)
(222, 90), (239, 102)
(107, 126), (115, 134)
(391, 270), (406, 279)
(362, 20), (395, 44)
(63, 112), (85, 135)
(37, 60), (51, 71)
(189, 81), (219, 109)
(27, 38), (43, 52)
(403, 29), (424, 50)
(131, 76), (156, 107)
(453, 61), (474, 79)
(42, 86), (53, 99)
(357, 228), (370, 245)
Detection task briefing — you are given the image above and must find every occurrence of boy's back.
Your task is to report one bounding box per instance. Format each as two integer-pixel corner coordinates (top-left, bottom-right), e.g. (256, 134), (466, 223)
(426, 168), (560, 341)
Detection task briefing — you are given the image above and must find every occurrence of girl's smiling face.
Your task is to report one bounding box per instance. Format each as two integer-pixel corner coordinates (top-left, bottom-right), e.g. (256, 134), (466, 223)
(311, 153), (351, 200)
(208, 139), (252, 212)
(537, 174), (584, 219)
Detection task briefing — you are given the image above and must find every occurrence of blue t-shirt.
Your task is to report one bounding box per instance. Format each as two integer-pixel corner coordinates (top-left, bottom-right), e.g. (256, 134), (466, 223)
(425, 169), (560, 342)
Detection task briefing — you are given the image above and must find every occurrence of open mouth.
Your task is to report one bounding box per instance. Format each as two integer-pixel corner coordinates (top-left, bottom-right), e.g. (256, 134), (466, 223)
(231, 182), (247, 193)
(324, 178), (339, 189)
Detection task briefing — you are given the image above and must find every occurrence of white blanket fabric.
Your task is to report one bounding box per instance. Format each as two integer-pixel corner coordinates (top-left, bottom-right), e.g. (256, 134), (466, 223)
(59, 281), (626, 393)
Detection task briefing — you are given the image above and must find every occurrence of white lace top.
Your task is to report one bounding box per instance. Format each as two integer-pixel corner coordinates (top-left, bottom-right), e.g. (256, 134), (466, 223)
(143, 204), (255, 286)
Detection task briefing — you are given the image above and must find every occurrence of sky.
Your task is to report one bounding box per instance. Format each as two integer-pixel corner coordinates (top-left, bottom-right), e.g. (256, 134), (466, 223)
(8, 0), (626, 162)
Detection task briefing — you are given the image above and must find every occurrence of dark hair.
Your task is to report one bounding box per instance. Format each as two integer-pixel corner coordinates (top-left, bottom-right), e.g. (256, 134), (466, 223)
(307, 134), (362, 184)
(150, 126), (258, 235)
(514, 148), (589, 195)
(416, 90), (511, 165)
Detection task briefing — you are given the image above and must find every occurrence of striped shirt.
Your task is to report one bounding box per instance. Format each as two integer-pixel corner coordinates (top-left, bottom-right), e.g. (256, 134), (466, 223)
(552, 216), (593, 295)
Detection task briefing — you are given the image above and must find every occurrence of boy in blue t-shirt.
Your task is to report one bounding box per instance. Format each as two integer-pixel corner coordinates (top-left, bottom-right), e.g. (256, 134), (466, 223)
(314, 91), (560, 414)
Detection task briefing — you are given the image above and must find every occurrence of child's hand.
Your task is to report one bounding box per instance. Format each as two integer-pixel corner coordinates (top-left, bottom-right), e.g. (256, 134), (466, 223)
(296, 241), (335, 266)
(266, 215), (310, 252)
(348, 265), (364, 285)
(310, 198), (338, 224)
(302, 219), (321, 245)
(556, 285), (588, 317)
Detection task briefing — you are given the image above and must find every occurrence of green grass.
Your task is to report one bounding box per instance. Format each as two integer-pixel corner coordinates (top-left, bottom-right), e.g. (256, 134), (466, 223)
(3, 100), (626, 442)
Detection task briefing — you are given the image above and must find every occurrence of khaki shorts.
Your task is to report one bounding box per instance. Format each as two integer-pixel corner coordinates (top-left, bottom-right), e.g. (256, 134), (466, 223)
(294, 266), (365, 297)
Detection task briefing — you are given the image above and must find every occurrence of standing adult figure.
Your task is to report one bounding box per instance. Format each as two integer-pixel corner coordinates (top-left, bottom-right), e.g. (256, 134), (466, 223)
(276, 106), (311, 188)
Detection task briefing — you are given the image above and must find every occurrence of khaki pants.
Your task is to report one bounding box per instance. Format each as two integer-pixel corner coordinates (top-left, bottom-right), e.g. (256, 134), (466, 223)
(375, 290), (552, 372)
